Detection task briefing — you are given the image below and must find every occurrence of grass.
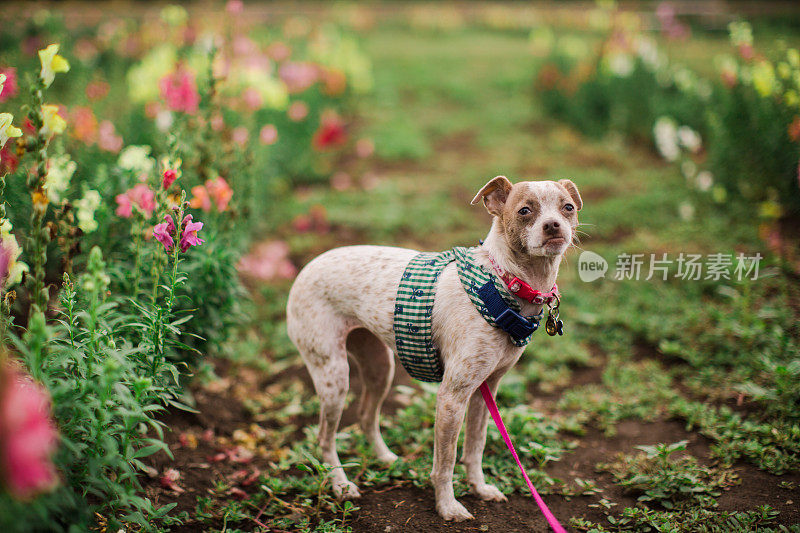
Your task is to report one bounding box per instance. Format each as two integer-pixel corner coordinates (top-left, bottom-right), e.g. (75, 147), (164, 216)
(177, 7), (800, 532)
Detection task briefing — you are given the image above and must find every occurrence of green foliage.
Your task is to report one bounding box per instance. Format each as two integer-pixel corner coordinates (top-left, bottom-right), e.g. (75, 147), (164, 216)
(571, 505), (786, 533)
(597, 441), (737, 509)
(3, 262), (180, 531)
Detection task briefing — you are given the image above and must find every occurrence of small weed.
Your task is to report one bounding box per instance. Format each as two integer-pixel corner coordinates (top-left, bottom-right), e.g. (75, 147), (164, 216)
(597, 441), (738, 510)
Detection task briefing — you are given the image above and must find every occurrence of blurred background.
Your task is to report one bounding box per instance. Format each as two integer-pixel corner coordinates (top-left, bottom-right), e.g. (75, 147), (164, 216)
(0, 2), (799, 532)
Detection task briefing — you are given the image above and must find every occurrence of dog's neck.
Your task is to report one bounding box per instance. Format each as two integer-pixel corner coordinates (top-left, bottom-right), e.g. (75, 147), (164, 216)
(478, 220), (563, 309)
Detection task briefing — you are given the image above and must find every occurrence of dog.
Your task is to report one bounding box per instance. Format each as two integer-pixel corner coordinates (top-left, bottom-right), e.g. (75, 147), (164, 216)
(286, 176), (582, 521)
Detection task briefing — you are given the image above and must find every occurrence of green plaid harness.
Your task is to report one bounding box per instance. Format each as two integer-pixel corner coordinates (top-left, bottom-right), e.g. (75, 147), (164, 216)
(393, 246), (538, 382)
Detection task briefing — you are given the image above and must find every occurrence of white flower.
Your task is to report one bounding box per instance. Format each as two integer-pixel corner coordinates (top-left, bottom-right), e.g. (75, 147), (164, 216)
(677, 126), (702, 153)
(0, 113), (22, 149)
(635, 37), (664, 71)
(155, 110), (174, 132)
(44, 154), (77, 203)
(74, 190), (102, 233)
(681, 160), (697, 180)
(696, 171), (714, 192)
(653, 117), (679, 161)
(678, 201), (695, 221)
(607, 53), (634, 77)
(117, 145), (155, 176)
(0, 221), (28, 287)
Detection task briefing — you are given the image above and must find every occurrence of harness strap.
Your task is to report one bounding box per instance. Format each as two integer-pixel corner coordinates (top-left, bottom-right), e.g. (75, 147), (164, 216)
(480, 382), (567, 533)
(476, 281), (541, 342)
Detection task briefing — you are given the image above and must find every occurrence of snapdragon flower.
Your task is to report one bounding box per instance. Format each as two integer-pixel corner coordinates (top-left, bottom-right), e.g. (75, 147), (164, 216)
(38, 44), (70, 87)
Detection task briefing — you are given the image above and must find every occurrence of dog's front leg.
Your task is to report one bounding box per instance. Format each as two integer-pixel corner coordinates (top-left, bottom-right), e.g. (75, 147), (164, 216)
(431, 379), (475, 521)
(461, 374), (507, 502)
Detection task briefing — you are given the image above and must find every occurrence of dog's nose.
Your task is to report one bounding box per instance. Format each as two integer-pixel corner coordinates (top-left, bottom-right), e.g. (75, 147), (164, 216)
(542, 219), (560, 233)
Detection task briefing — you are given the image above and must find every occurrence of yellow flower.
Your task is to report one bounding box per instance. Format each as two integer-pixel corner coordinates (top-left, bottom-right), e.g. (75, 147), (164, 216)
(0, 73), (5, 94)
(788, 49), (800, 69)
(40, 105), (66, 138)
(160, 5), (188, 27)
(751, 60), (776, 98)
(0, 113), (23, 149)
(38, 44), (70, 87)
(759, 199), (783, 219)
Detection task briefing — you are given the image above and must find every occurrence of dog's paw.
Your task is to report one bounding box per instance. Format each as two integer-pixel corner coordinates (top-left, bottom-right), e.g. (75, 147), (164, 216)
(472, 483), (507, 502)
(437, 499), (474, 522)
(376, 450), (399, 465)
(333, 480), (361, 501)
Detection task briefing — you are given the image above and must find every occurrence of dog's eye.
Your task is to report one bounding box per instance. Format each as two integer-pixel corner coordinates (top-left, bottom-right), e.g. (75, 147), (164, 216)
(518, 207), (531, 216)
(564, 204), (575, 212)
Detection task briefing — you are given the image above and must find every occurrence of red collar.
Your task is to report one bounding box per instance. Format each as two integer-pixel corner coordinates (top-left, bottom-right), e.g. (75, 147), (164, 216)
(486, 253), (560, 306)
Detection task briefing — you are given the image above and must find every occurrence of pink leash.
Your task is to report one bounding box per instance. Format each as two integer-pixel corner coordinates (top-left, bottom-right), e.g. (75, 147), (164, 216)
(479, 381), (567, 533)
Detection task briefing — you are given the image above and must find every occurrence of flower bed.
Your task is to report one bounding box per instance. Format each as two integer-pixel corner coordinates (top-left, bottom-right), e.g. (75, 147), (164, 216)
(534, 11), (800, 222)
(0, 3), (370, 530)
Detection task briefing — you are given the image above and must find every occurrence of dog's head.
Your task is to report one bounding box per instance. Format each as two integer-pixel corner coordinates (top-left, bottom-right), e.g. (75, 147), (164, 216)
(471, 176), (582, 257)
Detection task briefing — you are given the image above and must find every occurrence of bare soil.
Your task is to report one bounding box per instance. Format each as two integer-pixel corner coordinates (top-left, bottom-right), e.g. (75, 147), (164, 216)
(142, 355), (800, 532)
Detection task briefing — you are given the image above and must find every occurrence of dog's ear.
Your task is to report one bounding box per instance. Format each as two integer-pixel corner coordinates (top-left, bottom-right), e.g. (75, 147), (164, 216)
(471, 176), (513, 217)
(558, 179), (583, 211)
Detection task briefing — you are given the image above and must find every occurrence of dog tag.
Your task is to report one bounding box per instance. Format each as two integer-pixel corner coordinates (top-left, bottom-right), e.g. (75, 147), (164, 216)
(545, 315), (558, 336)
(545, 305), (564, 337)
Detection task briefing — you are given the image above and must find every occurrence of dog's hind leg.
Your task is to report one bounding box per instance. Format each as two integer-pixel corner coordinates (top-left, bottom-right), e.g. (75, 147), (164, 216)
(347, 328), (398, 464)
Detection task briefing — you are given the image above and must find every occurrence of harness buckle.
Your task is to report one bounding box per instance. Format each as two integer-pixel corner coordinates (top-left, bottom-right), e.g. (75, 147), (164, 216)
(495, 308), (536, 340)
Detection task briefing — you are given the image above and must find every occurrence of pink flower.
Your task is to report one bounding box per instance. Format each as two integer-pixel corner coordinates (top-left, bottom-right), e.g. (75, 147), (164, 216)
(116, 184), (155, 218)
(210, 114), (225, 131)
(206, 177), (233, 211)
(129, 184), (156, 217)
(153, 215), (176, 251)
(85, 80), (109, 101)
(259, 124), (278, 145)
(190, 185), (212, 212)
(0, 240), (10, 285)
(287, 101), (309, 122)
(231, 126), (249, 147)
(0, 68), (18, 102)
(0, 365), (59, 500)
(237, 240), (297, 281)
(279, 62), (319, 93)
(179, 215), (204, 253)
(160, 468), (184, 493)
(115, 193), (133, 218)
(70, 106), (98, 145)
(356, 138), (375, 158)
(242, 87), (262, 110)
(162, 169), (178, 190)
(97, 120), (123, 153)
(226, 0), (244, 14)
(266, 42), (292, 62)
(159, 68), (200, 114)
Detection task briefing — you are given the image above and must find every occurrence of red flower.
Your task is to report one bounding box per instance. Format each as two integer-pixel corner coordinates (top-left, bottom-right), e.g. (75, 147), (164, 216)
(0, 68), (18, 103)
(162, 169), (178, 190)
(312, 112), (347, 151)
(0, 145), (19, 175)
